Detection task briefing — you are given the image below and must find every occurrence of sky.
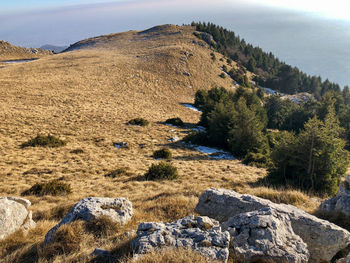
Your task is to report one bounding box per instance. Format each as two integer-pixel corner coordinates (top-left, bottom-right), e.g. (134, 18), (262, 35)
(1, 0), (350, 86)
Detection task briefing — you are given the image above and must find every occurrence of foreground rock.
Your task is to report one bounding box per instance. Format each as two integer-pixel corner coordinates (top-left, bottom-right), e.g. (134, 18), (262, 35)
(221, 207), (309, 263)
(132, 215), (230, 263)
(337, 253), (350, 263)
(195, 188), (350, 263)
(0, 197), (35, 240)
(45, 197), (133, 243)
(320, 175), (350, 216)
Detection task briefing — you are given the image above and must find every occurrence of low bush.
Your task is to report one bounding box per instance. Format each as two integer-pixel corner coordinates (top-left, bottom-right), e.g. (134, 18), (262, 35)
(144, 162), (178, 180)
(104, 167), (130, 178)
(128, 118), (149, 126)
(21, 134), (66, 148)
(21, 180), (72, 196)
(153, 148), (172, 160)
(70, 148), (84, 154)
(183, 131), (209, 146)
(165, 117), (184, 127)
(219, 73), (226, 79)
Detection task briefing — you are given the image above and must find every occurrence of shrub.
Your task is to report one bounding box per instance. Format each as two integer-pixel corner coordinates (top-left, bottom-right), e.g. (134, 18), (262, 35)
(104, 167), (130, 178)
(21, 134), (66, 148)
(21, 180), (72, 196)
(144, 162), (178, 180)
(219, 73), (226, 79)
(183, 131), (209, 146)
(153, 148), (172, 160)
(128, 118), (149, 126)
(210, 52), (216, 61)
(70, 148), (84, 154)
(165, 117), (184, 127)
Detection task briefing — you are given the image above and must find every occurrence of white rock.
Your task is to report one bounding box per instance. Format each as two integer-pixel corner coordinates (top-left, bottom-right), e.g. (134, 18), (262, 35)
(320, 177), (350, 216)
(44, 197), (133, 243)
(132, 215), (230, 263)
(0, 197), (35, 240)
(195, 188), (350, 263)
(222, 207), (309, 263)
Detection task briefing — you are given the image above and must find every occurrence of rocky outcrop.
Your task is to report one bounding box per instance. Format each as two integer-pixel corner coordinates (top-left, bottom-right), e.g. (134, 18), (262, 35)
(195, 188), (350, 263)
(221, 207), (309, 263)
(0, 197), (36, 240)
(199, 32), (215, 46)
(320, 175), (350, 216)
(44, 197), (133, 243)
(132, 215), (230, 263)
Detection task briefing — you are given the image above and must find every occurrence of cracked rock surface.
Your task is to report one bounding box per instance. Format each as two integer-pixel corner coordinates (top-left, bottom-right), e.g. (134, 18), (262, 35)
(222, 207), (309, 263)
(195, 188), (350, 262)
(132, 215), (230, 262)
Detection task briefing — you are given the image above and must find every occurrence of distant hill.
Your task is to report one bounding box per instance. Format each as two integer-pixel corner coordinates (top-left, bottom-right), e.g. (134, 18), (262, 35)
(40, 44), (68, 53)
(0, 40), (52, 60)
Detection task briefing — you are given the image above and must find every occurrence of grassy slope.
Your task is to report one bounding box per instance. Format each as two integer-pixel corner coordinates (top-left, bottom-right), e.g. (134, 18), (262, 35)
(0, 41), (52, 61)
(0, 25), (319, 262)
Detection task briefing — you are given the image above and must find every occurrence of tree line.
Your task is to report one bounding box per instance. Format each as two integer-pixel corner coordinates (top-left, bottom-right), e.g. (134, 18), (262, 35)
(191, 22), (348, 98)
(187, 86), (349, 196)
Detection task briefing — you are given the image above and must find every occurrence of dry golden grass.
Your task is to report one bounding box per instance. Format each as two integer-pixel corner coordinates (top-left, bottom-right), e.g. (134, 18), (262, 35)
(123, 248), (217, 263)
(0, 25), (322, 262)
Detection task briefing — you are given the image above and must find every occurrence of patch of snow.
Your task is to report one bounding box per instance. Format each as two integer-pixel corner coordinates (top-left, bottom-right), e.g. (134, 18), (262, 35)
(220, 67), (231, 77)
(194, 145), (235, 160)
(195, 146), (218, 154)
(114, 142), (128, 149)
(262, 87), (279, 95)
(192, 126), (206, 132)
(168, 136), (180, 142)
(183, 104), (201, 112)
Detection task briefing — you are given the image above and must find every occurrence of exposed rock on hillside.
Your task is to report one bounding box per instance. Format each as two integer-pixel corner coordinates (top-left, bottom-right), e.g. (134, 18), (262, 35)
(221, 207), (309, 263)
(132, 215), (230, 263)
(195, 188), (350, 262)
(320, 175), (350, 216)
(44, 197), (133, 243)
(0, 197), (35, 240)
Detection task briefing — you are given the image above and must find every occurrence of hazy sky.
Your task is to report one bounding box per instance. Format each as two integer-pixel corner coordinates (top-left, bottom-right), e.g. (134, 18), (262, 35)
(1, 0), (350, 86)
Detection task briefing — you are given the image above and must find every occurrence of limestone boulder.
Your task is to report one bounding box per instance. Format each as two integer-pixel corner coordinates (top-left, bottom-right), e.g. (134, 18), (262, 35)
(132, 215), (230, 263)
(195, 188), (350, 262)
(320, 176), (350, 216)
(0, 197), (35, 240)
(221, 207), (309, 263)
(44, 197), (133, 243)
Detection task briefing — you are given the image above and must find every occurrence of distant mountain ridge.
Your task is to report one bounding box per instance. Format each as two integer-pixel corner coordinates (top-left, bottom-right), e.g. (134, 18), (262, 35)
(40, 44), (68, 53)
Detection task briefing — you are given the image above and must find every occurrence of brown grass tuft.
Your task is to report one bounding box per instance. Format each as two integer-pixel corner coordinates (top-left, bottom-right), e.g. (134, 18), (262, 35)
(43, 221), (90, 259)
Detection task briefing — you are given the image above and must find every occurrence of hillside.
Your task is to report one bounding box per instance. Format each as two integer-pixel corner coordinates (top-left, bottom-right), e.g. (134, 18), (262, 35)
(0, 25), (331, 262)
(0, 41), (52, 60)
